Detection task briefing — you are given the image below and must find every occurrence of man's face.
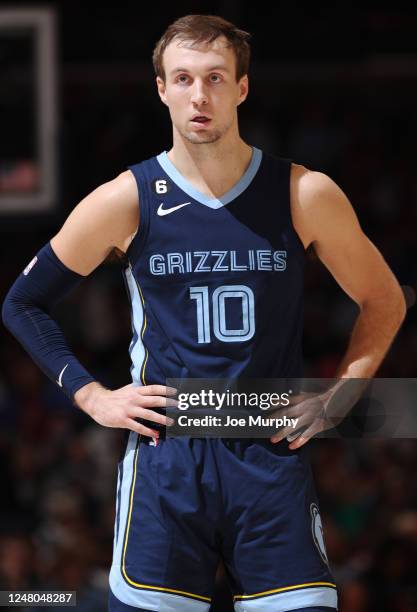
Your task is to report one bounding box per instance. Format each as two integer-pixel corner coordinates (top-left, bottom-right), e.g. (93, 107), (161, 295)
(156, 35), (248, 145)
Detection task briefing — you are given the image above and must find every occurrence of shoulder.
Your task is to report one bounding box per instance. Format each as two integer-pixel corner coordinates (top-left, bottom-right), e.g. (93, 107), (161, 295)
(54, 170), (141, 262)
(99, 169), (139, 207)
(289, 163), (358, 250)
(290, 162), (342, 206)
(105, 170), (140, 253)
(93, 169), (140, 224)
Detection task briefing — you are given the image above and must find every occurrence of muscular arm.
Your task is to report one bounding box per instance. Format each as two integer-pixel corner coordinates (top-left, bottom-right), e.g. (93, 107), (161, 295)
(270, 166), (406, 448)
(291, 164), (407, 378)
(50, 170), (139, 275)
(2, 170), (138, 399)
(2, 171), (173, 439)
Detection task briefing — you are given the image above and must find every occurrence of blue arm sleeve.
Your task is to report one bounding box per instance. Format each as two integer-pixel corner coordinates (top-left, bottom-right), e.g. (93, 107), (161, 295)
(2, 241), (97, 402)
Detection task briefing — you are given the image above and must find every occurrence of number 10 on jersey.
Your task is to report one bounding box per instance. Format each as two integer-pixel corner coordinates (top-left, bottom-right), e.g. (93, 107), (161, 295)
(190, 285), (255, 343)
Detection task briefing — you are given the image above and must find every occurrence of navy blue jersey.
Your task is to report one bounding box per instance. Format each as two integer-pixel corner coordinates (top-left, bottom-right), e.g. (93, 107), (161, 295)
(123, 145), (306, 386)
(109, 147), (339, 611)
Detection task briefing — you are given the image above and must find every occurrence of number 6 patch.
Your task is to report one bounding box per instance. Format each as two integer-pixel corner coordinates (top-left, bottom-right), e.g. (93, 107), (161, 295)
(152, 178), (172, 195)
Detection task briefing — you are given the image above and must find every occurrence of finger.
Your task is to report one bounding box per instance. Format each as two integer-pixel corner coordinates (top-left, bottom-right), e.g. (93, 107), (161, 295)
(138, 395), (179, 409)
(132, 408), (174, 426)
(288, 435), (309, 450)
(268, 402), (308, 420)
(269, 393), (321, 417)
(286, 396), (326, 421)
(288, 423), (321, 450)
(286, 427), (305, 442)
(270, 414), (311, 444)
(125, 418), (160, 439)
(136, 384), (177, 396)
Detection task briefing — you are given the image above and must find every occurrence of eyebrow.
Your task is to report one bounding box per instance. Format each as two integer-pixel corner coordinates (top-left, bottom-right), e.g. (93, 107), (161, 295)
(170, 65), (229, 75)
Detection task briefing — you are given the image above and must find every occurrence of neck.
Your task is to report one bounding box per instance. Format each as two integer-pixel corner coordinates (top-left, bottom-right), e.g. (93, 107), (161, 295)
(166, 132), (253, 199)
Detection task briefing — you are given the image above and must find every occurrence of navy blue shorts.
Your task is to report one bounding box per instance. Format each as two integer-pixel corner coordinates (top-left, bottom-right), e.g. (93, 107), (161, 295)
(109, 434), (338, 611)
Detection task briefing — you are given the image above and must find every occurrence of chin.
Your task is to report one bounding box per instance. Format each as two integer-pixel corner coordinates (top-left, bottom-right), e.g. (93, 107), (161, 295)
(184, 130), (222, 145)
(188, 137), (220, 145)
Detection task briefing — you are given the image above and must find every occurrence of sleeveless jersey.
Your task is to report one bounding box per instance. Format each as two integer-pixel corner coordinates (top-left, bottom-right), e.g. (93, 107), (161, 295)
(123, 145), (306, 386)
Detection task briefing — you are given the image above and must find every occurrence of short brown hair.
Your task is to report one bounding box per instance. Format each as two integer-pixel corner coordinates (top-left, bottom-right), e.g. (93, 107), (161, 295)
(152, 14), (252, 83)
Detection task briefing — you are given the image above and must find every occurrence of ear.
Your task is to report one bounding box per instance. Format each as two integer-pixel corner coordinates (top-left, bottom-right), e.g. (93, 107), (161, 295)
(156, 76), (168, 106)
(237, 75), (249, 106)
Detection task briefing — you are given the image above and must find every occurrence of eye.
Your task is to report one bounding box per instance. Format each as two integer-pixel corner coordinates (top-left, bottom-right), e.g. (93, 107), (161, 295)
(210, 74), (222, 82)
(176, 74), (189, 83)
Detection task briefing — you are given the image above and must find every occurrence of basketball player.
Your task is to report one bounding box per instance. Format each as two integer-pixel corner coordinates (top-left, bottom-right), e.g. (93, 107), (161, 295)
(2, 14), (406, 612)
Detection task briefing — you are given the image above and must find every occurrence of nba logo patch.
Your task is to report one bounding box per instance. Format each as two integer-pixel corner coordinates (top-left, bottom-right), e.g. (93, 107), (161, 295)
(23, 256), (38, 276)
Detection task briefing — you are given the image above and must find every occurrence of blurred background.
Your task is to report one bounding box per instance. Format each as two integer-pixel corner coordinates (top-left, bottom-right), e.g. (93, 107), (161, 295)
(1, 2), (417, 610)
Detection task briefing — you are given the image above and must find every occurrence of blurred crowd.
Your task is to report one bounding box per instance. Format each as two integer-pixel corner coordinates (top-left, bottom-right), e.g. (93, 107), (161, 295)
(1, 5), (417, 611)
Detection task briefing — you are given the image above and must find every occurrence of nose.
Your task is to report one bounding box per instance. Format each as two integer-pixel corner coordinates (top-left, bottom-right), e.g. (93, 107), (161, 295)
(190, 79), (208, 105)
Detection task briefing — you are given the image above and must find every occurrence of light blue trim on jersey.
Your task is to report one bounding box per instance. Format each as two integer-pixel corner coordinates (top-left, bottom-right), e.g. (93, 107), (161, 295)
(113, 463), (121, 550)
(109, 584), (210, 612)
(110, 434), (210, 610)
(124, 265), (145, 384)
(109, 432), (211, 611)
(109, 432), (138, 594)
(156, 146), (263, 209)
(234, 586), (338, 611)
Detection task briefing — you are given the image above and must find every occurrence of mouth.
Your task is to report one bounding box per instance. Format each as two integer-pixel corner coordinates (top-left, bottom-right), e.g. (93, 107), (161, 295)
(190, 115), (211, 126)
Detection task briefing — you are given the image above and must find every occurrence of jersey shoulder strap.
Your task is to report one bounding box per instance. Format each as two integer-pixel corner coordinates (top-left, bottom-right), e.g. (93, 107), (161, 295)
(126, 156), (157, 262)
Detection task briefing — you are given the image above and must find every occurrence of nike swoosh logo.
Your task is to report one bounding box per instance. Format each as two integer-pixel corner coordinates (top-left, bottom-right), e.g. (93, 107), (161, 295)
(57, 363), (69, 387)
(157, 202), (191, 216)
